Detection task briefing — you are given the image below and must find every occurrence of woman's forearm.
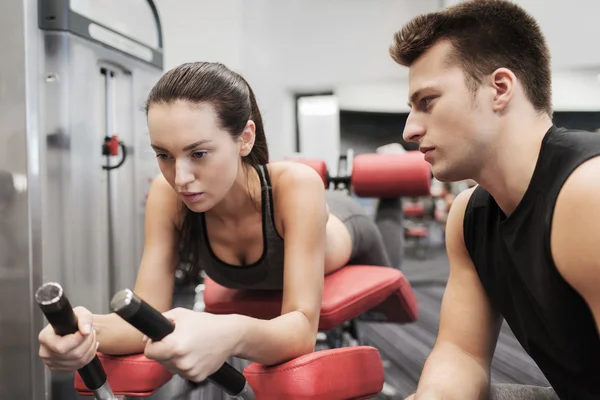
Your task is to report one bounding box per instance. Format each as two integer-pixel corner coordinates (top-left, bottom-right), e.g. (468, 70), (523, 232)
(94, 310), (317, 364)
(93, 313), (146, 355)
(231, 311), (316, 366)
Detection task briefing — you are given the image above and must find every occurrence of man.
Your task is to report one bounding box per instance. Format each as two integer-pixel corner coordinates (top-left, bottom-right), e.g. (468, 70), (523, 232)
(390, 0), (600, 399)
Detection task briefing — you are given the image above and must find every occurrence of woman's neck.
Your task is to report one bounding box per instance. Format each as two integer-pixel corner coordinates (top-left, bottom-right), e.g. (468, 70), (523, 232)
(207, 164), (262, 223)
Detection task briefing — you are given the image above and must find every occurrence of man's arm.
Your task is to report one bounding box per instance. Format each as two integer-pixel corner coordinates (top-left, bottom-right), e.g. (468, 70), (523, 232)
(409, 187), (503, 399)
(551, 156), (600, 335)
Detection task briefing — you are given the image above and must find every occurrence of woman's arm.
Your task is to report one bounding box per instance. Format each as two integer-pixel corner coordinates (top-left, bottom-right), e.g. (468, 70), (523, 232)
(230, 162), (328, 365)
(142, 163), (327, 381)
(94, 174), (181, 355)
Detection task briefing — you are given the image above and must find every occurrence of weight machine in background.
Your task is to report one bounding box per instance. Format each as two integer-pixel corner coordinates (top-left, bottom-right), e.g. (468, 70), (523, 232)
(0, 1), (164, 398)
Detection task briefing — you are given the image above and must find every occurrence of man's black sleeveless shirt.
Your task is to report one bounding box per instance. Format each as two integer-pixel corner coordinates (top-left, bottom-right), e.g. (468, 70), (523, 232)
(463, 125), (600, 399)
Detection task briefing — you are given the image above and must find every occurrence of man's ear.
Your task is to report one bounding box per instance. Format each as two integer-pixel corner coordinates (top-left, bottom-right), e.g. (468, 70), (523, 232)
(239, 120), (256, 156)
(490, 67), (517, 112)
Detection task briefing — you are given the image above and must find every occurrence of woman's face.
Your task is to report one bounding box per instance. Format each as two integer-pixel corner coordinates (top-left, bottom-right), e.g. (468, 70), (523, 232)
(147, 100), (244, 212)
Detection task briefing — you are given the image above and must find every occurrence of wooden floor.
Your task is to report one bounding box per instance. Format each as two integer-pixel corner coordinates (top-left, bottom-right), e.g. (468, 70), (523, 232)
(150, 246), (550, 400)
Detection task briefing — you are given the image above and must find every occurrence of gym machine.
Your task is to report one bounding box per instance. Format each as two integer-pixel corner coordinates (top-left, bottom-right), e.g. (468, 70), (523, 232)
(0, 1), (164, 399)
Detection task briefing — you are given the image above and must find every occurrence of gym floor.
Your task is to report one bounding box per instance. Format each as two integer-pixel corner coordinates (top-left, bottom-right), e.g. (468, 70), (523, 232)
(366, 247), (550, 399)
(156, 241), (549, 400)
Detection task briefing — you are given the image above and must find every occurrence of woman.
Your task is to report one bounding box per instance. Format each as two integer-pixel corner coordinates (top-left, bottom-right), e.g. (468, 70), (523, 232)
(37, 62), (397, 383)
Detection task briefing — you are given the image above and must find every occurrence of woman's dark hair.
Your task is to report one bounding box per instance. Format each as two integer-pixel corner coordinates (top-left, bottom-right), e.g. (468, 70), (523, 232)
(145, 62), (269, 284)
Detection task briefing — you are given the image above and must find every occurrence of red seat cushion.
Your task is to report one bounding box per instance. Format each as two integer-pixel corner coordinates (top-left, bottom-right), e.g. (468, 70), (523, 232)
(403, 203), (425, 217)
(351, 151), (431, 198)
(243, 346), (384, 400)
(74, 267), (417, 397)
(74, 353), (172, 396)
(205, 265), (418, 330)
(74, 347), (383, 399)
(405, 226), (429, 237)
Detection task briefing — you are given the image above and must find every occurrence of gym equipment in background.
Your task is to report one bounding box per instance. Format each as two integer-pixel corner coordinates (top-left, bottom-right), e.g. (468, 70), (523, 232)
(295, 150), (432, 269)
(0, 1), (164, 398)
(293, 149), (431, 198)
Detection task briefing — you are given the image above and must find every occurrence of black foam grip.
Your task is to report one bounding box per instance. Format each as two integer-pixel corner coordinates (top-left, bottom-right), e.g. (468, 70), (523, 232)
(37, 289), (107, 391)
(114, 291), (246, 396)
(43, 302), (79, 336)
(129, 299), (174, 341)
(209, 361), (247, 395)
(77, 356), (108, 389)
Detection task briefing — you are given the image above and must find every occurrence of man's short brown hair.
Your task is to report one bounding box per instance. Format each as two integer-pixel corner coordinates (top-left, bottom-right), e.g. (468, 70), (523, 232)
(390, 0), (552, 116)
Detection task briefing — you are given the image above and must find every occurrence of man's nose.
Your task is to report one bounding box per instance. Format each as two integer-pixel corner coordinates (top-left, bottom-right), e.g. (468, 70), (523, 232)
(403, 113), (425, 144)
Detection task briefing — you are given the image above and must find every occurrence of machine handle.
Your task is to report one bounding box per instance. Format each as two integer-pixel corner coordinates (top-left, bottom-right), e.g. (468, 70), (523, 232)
(35, 282), (117, 400)
(102, 136), (127, 170)
(111, 289), (253, 399)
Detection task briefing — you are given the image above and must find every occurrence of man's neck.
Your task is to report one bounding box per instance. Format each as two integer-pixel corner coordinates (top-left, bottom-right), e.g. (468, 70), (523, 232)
(475, 114), (553, 217)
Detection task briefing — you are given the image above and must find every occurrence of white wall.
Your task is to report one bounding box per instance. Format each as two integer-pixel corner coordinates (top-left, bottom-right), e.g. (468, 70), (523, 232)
(335, 69), (600, 115)
(152, 0), (440, 160)
(336, 80), (410, 113)
(552, 69), (600, 111)
(439, 0), (600, 70)
(154, 0), (244, 71)
(240, 0), (440, 160)
(246, 0), (438, 88)
(512, 0), (600, 70)
(334, 0), (600, 115)
(152, 0), (600, 161)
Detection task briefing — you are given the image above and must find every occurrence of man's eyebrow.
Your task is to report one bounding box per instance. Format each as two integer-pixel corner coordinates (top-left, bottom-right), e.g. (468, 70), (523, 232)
(407, 85), (440, 108)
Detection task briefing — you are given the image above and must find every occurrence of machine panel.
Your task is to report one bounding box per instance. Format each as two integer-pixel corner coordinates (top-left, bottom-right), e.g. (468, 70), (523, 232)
(0, 1), (163, 399)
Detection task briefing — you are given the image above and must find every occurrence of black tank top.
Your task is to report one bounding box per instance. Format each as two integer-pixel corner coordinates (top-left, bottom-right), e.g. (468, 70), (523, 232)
(464, 125), (600, 399)
(198, 165), (286, 291)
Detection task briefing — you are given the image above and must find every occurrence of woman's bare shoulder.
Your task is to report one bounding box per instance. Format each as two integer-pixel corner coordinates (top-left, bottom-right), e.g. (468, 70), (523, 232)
(266, 161), (324, 188)
(147, 173), (185, 229)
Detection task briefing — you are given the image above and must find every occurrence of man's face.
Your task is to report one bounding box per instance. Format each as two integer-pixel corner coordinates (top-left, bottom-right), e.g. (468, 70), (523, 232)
(404, 40), (498, 182)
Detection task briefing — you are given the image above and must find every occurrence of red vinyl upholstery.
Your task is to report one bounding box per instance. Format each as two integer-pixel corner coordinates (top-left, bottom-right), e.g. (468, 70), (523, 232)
(352, 151), (431, 198)
(74, 353), (172, 397)
(75, 348), (384, 400)
(243, 346), (384, 400)
(75, 266), (417, 399)
(204, 265), (418, 329)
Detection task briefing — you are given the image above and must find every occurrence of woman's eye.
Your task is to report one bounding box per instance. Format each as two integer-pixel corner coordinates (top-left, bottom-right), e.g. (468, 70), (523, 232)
(155, 154), (169, 160)
(192, 151), (208, 159)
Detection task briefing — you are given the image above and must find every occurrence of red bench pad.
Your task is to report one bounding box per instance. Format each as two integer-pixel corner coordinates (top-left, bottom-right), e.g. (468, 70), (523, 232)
(74, 347), (383, 399)
(74, 353), (172, 396)
(244, 346), (384, 400)
(205, 265), (418, 330)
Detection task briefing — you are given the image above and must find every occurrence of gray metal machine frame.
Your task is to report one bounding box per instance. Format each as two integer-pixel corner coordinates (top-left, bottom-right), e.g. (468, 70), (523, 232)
(0, 1), (164, 399)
